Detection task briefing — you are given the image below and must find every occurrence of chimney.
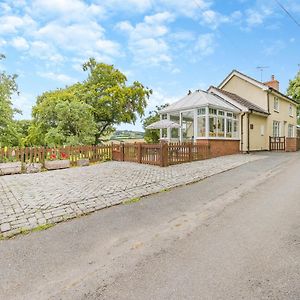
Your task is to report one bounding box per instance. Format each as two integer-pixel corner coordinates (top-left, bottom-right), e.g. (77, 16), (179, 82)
(264, 75), (279, 91)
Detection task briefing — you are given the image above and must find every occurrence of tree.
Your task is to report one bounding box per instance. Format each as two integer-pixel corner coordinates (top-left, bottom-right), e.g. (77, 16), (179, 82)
(29, 59), (152, 145)
(143, 104), (169, 143)
(287, 71), (300, 124)
(0, 54), (21, 147)
(27, 85), (97, 146)
(81, 58), (152, 143)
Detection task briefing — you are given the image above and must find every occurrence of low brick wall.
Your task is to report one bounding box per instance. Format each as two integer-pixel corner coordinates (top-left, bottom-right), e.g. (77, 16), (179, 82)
(196, 139), (240, 157)
(286, 138), (298, 152)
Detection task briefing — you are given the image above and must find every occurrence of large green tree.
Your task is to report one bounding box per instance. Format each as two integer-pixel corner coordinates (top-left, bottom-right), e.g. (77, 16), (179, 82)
(27, 84), (97, 146)
(81, 58), (152, 143)
(29, 59), (152, 145)
(143, 104), (169, 143)
(287, 71), (300, 124)
(0, 54), (21, 147)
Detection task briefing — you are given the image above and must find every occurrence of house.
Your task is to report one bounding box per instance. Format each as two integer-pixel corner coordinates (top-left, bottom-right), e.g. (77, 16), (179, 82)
(158, 70), (298, 153)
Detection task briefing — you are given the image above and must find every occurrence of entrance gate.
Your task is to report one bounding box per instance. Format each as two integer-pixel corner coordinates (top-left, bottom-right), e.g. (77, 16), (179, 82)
(269, 136), (285, 151)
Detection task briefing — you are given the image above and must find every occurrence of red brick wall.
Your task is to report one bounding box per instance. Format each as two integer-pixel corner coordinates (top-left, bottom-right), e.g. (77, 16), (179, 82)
(286, 138), (298, 152)
(196, 139), (240, 157)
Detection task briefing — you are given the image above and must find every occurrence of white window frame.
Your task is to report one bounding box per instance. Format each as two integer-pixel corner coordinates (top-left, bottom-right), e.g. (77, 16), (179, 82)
(274, 97), (279, 112)
(273, 121), (280, 137)
(289, 104), (293, 117)
(288, 124), (294, 138)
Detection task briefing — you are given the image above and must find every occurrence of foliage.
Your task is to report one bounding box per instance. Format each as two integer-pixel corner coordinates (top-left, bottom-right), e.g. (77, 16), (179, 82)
(143, 104), (169, 143)
(29, 58), (152, 145)
(15, 120), (32, 146)
(287, 71), (300, 124)
(0, 54), (21, 147)
(81, 58), (152, 143)
(27, 85), (97, 146)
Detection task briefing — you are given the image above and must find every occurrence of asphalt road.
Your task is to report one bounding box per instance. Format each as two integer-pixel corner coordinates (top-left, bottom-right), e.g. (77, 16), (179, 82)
(0, 152), (300, 299)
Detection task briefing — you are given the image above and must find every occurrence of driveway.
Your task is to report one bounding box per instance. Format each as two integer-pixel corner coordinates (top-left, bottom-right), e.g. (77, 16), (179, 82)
(0, 152), (299, 299)
(0, 154), (261, 236)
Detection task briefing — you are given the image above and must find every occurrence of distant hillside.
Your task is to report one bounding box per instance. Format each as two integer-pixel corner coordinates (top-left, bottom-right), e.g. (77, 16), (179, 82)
(110, 130), (145, 140)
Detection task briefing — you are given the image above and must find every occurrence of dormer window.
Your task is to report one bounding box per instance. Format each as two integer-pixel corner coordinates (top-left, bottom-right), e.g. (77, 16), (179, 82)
(274, 97), (279, 112)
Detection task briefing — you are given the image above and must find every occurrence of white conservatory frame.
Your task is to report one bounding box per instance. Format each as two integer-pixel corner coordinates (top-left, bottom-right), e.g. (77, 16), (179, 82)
(160, 105), (240, 142)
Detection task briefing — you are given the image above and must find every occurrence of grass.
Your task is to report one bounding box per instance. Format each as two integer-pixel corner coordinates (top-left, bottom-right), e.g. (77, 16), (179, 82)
(19, 223), (55, 236)
(123, 197), (141, 205)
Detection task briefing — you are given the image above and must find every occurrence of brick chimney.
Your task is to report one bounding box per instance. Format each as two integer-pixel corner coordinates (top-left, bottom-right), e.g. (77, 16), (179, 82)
(264, 75), (279, 91)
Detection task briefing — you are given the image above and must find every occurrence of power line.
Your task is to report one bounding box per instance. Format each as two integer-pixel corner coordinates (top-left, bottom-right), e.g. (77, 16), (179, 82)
(274, 0), (300, 28)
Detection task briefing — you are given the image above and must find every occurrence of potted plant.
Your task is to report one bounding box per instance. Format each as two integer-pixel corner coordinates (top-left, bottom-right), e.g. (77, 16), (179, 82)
(44, 151), (70, 170)
(0, 150), (22, 175)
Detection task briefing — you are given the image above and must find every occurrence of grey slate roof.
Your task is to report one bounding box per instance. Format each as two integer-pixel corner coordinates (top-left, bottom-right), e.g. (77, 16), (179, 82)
(211, 87), (269, 115)
(160, 90), (240, 114)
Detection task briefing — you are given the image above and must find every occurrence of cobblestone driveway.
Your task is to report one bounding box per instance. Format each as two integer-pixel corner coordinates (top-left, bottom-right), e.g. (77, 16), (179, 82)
(0, 154), (263, 236)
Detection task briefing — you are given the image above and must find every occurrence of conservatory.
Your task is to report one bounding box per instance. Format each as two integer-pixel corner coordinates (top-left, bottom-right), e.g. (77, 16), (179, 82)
(158, 90), (241, 142)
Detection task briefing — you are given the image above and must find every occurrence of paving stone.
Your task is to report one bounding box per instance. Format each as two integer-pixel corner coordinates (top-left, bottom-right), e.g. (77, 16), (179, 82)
(0, 155), (263, 235)
(1, 223), (11, 232)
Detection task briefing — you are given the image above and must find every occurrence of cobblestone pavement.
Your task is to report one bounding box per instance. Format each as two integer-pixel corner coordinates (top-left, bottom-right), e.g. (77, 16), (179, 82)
(0, 154), (264, 237)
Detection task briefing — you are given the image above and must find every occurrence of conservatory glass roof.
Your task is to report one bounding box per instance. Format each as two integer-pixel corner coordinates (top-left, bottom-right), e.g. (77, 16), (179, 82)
(160, 90), (240, 114)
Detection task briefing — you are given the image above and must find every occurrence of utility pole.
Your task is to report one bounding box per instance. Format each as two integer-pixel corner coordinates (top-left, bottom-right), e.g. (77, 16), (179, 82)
(256, 66), (269, 82)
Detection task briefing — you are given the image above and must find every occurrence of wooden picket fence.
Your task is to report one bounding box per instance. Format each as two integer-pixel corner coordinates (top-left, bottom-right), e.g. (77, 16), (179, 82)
(113, 142), (211, 167)
(0, 145), (112, 166)
(0, 142), (212, 168)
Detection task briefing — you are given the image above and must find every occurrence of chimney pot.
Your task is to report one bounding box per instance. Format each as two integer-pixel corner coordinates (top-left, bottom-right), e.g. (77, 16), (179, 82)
(264, 75), (279, 91)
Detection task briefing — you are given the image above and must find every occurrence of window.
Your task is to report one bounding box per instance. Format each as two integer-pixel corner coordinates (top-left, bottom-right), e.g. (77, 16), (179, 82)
(161, 114), (167, 120)
(273, 121), (280, 137)
(233, 120), (238, 138)
(217, 117), (225, 137)
(289, 104), (293, 117)
(227, 112), (233, 118)
(197, 116), (206, 137)
(226, 119), (233, 138)
(274, 97), (279, 112)
(161, 128), (167, 138)
(209, 116), (217, 137)
(288, 124), (294, 138)
(197, 108), (206, 115)
(209, 108), (217, 115)
(171, 128), (179, 139)
(218, 110), (225, 116)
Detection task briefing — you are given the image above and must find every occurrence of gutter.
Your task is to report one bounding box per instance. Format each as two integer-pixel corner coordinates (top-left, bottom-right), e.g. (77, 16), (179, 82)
(247, 111), (251, 153)
(267, 90), (270, 113)
(241, 112), (246, 153)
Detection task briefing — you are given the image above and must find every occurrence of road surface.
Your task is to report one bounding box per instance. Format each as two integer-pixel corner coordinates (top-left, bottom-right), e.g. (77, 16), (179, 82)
(0, 152), (299, 299)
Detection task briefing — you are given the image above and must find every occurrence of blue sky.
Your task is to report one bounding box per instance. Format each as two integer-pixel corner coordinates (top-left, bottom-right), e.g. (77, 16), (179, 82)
(0, 0), (299, 131)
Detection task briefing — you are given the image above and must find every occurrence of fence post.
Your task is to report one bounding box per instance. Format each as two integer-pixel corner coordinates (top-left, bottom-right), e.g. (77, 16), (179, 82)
(188, 143), (192, 162)
(120, 143), (125, 161)
(137, 143), (142, 163)
(160, 143), (168, 167)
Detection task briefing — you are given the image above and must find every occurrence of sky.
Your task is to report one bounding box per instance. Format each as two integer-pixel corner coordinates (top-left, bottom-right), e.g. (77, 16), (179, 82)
(0, 0), (300, 131)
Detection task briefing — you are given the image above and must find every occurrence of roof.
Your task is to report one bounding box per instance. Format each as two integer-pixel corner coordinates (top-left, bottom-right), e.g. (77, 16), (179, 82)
(146, 120), (181, 129)
(160, 90), (240, 114)
(210, 86), (269, 115)
(218, 69), (298, 105)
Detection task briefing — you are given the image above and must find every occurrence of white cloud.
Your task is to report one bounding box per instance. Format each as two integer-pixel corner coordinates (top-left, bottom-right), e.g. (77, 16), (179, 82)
(0, 15), (36, 34)
(30, 41), (64, 63)
(28, 0), (105, 22)
(245, 5), (273, 27)
(11, 37), (29, 50)
(201, 10), (242, 29)
(37, 71), (78, 85)
(117, 12), (174, 65)
(194, 33), (215, 57)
